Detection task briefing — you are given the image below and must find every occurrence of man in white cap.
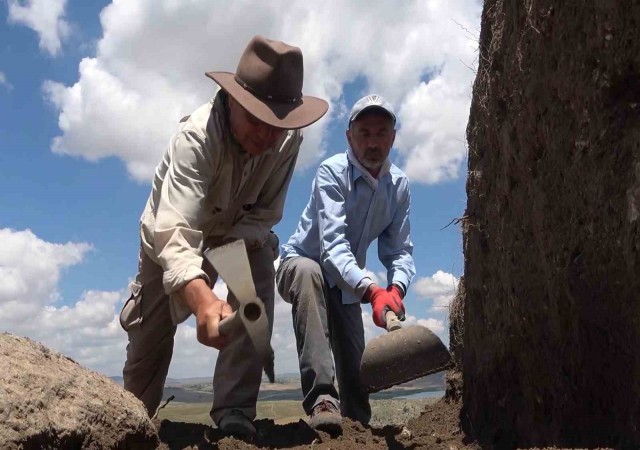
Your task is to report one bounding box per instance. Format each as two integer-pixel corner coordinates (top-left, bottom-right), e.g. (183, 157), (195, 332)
(119, 35), (328, 438)
(277, 94), (416, 434)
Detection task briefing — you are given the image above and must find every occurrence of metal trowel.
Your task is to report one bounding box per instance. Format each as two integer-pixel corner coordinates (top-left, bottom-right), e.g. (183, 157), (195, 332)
(203, 240), (275, 382)
(360, 310), (453, 393)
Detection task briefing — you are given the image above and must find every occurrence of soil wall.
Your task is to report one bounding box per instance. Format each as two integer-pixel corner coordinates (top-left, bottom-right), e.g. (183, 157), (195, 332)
(463, 1), (640, 447)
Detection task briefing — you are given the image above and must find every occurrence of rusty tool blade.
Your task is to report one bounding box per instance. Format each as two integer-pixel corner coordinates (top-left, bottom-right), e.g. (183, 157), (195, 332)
(360, 312), (453, 393)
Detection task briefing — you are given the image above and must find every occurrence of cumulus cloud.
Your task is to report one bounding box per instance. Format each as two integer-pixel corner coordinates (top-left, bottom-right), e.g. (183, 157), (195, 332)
(7, 0), (70, 56)
(0, 228), (92, 316)
(0, 229), (127, 374)
(0, 71), (13, 91)
(169, 287), (302, 378)
(395, 68), (474, 183)
(416, 317), (446, 335)
(44, 0), (480, 184)
(0, 227), (452, 376)
(0, 227), (297, 376)
(412, 270), (459, 311)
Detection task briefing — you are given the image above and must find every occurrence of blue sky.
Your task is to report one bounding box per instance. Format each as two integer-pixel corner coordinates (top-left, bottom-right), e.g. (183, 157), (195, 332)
(0, 0), (479, 378)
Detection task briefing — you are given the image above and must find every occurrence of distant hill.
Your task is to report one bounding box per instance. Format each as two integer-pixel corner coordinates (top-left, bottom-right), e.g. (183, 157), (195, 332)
(394, 371), (445, 389)
(111, 370), (446, 402)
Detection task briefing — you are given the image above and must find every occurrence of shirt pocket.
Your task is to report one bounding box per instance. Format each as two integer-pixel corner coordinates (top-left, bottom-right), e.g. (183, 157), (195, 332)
(232, 192), (259, 224)
(119, 280), (143, 332)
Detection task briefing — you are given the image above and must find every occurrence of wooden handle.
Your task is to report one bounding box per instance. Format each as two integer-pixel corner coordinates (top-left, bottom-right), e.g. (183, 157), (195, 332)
(385, 310), (402, 332)
(218, 311), (242, 336)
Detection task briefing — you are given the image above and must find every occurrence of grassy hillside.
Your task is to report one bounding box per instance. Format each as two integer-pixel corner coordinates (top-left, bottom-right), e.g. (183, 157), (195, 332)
(157, 397), (441, 427)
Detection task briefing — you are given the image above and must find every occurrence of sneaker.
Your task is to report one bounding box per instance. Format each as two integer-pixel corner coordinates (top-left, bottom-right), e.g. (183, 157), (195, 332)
(218, 409), (256, 438)
(308, 400), (342, 435)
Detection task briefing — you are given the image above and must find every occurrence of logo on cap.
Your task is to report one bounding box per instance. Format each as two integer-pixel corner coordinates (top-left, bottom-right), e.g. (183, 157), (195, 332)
(349, 94), (396, 125)
(364, 95), (382, 105)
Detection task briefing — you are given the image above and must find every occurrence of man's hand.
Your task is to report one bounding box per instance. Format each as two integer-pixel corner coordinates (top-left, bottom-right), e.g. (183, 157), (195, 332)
(179, 278), (233, 349)
(365, 283), (406, 328)
(387, 284), (404, 307)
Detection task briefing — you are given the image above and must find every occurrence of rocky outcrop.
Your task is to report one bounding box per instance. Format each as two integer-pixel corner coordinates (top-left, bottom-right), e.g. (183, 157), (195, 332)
(463, 1), (640, 448)
(0, 333), (157, 449)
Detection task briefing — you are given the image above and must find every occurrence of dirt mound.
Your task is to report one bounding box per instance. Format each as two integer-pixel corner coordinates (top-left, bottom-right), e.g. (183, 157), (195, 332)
(464, 0), (640, 447)
(0, 333), (157, 449)
(155, 398), (478, 450)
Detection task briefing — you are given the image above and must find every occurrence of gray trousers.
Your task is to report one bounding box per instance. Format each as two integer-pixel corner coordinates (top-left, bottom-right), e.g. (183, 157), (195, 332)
(276, 256), (371, 424)
(120, 243), (275, 424)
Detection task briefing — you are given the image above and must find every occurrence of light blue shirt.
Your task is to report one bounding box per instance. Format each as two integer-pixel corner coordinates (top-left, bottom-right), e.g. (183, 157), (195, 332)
(281, 150), (415, 304)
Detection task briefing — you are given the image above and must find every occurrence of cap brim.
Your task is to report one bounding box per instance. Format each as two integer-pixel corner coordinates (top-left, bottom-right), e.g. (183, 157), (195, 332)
(350, 105), (396, 124)
(206, 72), (328, 130)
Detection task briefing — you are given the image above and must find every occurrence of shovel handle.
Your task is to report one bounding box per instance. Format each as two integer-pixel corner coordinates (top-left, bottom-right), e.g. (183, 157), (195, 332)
(218, 311), (242, 336)
(385, 310), (402, 332)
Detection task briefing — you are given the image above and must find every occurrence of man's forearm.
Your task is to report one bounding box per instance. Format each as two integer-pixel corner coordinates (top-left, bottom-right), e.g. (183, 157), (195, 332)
(178, 277), (233, 349)
(179, 278), (219, 314)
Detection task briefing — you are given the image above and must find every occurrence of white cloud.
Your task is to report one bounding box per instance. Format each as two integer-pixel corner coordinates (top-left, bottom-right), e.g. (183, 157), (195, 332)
(44, 0), (481, 184)
(0, 71), (13, 91)
(0, 229), (126, 374)
(395, 68), (474, 183)
(270, 297), (299, 374)
(0, 227), (451, 377)
(7, 0), (70, 56)
(0, 228), (92, 313)
(412, 270), (459, 311)
(212, 278), (228, 299)
(0, 227), (298, 377)
(416, 317), (446, 335)
(168, 287), (302, 378)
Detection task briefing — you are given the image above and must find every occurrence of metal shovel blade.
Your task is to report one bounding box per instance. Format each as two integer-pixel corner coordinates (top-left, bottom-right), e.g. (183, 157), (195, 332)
(203, 240), (275, 382)
(360, 324), (453, 393)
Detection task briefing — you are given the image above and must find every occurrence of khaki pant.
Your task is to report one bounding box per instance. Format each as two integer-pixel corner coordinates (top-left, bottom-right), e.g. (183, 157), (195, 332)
(120, 241), (275, 424)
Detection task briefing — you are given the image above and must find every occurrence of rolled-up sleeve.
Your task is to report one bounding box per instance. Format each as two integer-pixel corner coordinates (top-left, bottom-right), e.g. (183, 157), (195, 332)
(154, 130), (213, 296)
(378, 179), (415, 290)
(316, 165), (368, 295)
(226, 132), (301, 249)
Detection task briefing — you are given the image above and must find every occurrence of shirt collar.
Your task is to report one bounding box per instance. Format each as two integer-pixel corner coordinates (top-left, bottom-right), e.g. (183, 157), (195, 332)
(346, 147), (391, 189)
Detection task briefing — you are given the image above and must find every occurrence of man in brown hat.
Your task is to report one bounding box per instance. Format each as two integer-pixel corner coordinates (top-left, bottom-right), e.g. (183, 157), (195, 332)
(119, 35), (328, 438)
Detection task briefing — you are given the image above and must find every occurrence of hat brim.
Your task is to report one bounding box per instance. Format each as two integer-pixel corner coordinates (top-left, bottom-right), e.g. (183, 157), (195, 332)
(206, 71), (328, 130)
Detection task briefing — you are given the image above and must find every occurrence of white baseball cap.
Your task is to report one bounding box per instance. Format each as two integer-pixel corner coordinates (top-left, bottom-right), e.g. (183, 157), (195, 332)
(348, 94), (396, 125)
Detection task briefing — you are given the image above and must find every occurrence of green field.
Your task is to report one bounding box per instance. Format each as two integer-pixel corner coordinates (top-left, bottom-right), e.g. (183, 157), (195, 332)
(157, 397), (439, 427)
(157, 400), (305, 424)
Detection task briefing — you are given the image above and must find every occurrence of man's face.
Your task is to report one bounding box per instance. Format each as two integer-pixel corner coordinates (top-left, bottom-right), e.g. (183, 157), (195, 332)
(346, 111), (396, 174)
(228, 97), (285, 156)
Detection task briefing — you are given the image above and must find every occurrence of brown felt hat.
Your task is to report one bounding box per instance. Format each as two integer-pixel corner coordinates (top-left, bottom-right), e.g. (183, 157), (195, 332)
(206, 35), (328, 130)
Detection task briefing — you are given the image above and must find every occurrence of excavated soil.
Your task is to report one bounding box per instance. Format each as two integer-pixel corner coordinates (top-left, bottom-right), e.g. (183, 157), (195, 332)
(154, 401), (614, 449)
(155, 398), (479, 450)
(463, 0), (640, 447)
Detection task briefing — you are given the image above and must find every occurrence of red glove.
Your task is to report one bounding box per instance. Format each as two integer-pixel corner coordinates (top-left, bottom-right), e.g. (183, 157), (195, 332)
(387, 284), (404, 304)
(367, 284), (405, 328)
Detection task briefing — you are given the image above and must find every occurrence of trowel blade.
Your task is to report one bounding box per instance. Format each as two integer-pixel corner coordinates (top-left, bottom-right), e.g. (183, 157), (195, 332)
(360, 325), (453, 393)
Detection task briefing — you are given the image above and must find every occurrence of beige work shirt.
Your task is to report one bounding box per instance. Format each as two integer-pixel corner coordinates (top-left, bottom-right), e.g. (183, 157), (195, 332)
(139, 88), (302, 323)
